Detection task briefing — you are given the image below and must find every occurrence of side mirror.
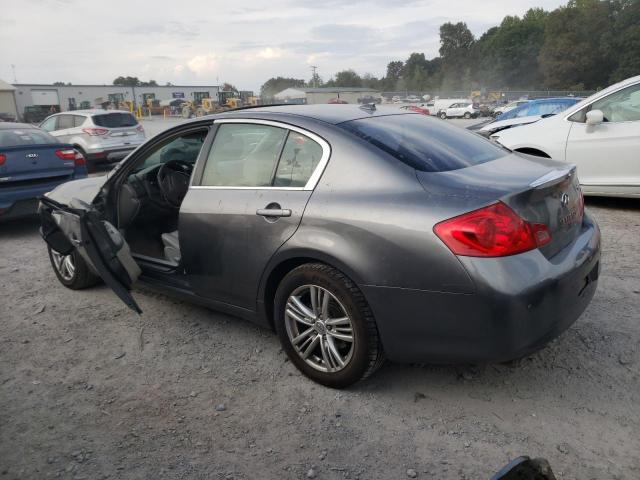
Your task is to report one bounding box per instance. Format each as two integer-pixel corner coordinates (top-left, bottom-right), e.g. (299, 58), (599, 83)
(586, 109), (603, 125)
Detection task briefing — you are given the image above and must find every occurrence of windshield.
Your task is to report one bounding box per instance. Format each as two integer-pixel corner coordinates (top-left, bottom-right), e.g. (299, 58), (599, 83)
(0, 128), (59, 147)
(340, 114), (508, 172)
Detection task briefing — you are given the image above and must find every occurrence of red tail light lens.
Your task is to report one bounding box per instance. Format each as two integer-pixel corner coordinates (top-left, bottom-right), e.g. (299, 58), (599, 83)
(55, 149), (86, 167)
(0, 154), (6, 166)
(55, 149), (76, 160)
(434, 202), (551, 257)
(82, 127), (109, 136)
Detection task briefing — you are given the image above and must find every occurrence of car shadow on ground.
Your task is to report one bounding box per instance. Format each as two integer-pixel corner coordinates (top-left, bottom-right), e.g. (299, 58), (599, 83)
(586, 196), (639, 210)
(0, 216), (41, 238)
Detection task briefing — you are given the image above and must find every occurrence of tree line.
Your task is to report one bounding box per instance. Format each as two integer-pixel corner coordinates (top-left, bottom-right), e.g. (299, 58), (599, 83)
(261, 0), (640, 97)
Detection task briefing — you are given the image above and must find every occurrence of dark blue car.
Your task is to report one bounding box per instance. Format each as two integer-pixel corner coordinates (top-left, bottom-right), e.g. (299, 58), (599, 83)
(0, 123), (87, 221)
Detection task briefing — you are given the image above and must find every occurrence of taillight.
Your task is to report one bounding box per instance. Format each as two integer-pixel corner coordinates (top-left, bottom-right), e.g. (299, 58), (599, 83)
(434, 202), (552, 257)
(0, 154), (5, 166)
(55, 149), (76, 160)
(56, 149), (86, 167)
(82, 127), (109, 136)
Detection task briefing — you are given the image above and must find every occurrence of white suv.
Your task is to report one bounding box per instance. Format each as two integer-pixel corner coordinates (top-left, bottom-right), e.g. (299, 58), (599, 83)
(492, 75), (640, 198)
(438, 102), (479, 119)
(40, 110), (145, 169)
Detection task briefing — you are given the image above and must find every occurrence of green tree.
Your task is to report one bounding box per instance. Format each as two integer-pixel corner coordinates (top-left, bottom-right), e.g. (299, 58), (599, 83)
(539, 0), (615, 89)
(260, 77), (306, 97)
(113, 76), (157, 87)
(326, 69), (362, 87)
(382, 61), (404, 90)
(439, 22), (475, 89)
(308, 71), (324, 88)
(604, 0), (640, 82)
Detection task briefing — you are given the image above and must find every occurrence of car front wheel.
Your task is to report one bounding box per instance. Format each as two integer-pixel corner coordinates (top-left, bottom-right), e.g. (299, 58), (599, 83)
(274, 263), (384, 388)
(48, 246), (100, 290)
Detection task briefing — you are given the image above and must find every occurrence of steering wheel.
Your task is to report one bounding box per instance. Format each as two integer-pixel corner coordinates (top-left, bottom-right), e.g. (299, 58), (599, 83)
(156, 159), (192, 208)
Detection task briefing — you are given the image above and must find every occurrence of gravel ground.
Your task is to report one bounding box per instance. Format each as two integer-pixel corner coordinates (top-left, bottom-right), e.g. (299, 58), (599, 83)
(1, 135), (639, 479)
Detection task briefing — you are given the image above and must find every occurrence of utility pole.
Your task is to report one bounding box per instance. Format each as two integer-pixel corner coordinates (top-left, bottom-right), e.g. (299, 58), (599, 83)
(11, 64), (17, 83)
(310, 65), (318, 87)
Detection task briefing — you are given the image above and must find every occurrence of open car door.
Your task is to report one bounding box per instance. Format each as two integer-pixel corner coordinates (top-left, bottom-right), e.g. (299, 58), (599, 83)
(39, 196), (142, 313)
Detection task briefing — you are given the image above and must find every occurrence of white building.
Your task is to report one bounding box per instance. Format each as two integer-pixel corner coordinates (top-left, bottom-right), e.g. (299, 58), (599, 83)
(12, 83), (220, 119)
(274, 87), (380, 105)
(0, 79), (19, 120)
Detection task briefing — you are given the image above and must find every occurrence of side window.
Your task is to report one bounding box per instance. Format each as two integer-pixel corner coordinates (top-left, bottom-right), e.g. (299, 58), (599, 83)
(40, 116), (57, 132)
(571, 83), (640, 123)
(57, 115), (74, 130)
(590, 83), (640, 123)
(274, 132), (324, 187)
(74, 115), (86, 127)
(201, 124), (287, 187)
(132, 130), (208, 174)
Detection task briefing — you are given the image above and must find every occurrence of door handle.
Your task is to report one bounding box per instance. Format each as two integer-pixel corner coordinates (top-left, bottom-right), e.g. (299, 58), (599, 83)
(256, 208), (292, 218)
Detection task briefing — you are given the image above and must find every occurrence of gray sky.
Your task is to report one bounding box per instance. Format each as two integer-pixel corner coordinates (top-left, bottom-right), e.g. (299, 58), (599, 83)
(1, 0), (566, 91)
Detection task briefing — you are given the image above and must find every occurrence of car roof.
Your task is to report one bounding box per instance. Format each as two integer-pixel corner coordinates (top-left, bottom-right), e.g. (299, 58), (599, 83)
(215, 104), (412, 125)
(0, 122), (39, 130)
(52, 109), (133, 116)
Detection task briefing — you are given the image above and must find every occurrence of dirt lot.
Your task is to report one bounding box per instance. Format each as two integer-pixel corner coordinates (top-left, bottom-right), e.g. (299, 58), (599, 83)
(1, 192), (639, 479)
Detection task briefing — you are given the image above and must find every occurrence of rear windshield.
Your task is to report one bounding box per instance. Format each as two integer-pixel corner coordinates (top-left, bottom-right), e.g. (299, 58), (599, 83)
(0, 128), (59, 147)
(339, 114), (508, 172)
(92, 113), (138, 128)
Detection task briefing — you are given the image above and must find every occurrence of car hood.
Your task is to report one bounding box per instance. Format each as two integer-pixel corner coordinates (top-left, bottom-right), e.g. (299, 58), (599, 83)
(479, 114), (543, 132)
(43, 175), (107, 206)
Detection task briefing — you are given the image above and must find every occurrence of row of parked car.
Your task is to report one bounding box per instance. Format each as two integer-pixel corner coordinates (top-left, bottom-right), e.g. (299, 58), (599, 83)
(0, 110), (145, 221)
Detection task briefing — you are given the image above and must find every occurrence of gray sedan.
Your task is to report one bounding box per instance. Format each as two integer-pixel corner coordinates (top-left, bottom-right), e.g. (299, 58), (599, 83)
(39, 105), (600, 387)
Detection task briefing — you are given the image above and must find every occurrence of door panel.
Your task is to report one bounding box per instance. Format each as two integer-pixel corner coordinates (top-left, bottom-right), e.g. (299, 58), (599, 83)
(179, 188), (312, 309)
(41, 197), (142, 313)
(179, 120), (329, 311)
(566, 121), (640, 187)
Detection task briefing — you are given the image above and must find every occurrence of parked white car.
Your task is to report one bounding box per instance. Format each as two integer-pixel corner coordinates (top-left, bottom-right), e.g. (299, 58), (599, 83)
(439, 102), (479, 119)
(492, 75), (640, 198)
(428, 98), (469, 116)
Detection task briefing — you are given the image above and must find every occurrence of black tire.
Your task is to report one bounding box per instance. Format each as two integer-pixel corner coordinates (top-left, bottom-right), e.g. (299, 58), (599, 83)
(463, 112), (471, 119)
(274, 263), (384, 388)
(439, 112), (447, 119)
(48, 245), (100, 290)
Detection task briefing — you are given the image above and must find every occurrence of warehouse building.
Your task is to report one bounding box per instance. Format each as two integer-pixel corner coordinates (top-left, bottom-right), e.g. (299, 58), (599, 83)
(11, 83), (220, 121)
(0, 79), (19, 120)
(274, 87), (379, 104)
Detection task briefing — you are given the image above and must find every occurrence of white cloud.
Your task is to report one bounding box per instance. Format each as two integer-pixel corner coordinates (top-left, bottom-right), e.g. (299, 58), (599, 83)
(0, 0), (568, 90)
(186, 54), (217, 75)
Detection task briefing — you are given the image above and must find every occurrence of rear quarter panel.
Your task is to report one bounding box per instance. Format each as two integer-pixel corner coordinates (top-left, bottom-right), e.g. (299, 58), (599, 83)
(271, 125), (475, 294)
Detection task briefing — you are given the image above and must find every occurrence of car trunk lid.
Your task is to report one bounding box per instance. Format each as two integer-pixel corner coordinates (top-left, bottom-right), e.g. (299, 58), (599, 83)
(417, 153), (583, 258)
(0, 143), (75, 185)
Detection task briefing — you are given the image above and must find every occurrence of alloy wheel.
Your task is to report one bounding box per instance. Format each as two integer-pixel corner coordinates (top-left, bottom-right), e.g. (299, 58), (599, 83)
(284, 284), (354, 373)
(51, 250), (75, 281)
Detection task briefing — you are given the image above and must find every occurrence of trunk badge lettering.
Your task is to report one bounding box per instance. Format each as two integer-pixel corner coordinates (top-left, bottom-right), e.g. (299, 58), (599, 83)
(560, 193), (570, 207)
(26, 153), (39, 158)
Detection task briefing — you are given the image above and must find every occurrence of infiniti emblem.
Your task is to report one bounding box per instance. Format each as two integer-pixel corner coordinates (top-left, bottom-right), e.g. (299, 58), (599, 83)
(560, 193), (570, 206)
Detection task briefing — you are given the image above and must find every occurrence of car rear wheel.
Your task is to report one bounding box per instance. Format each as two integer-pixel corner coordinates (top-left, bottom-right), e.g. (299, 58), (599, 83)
(48, 246), (100, 290)
(464, 112), (471, 119)
(439, 112), (447, 119)
(274, 263), (384, 388)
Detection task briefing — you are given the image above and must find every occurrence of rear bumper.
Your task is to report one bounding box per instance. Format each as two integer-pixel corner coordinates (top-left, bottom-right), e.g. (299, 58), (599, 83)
(363, 212), (601, 363)
(85, 146), (139, 164)
(0, 175), (85, 220)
